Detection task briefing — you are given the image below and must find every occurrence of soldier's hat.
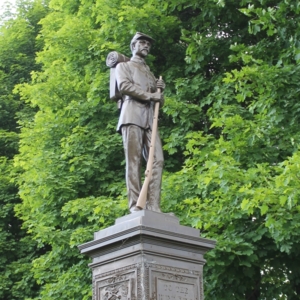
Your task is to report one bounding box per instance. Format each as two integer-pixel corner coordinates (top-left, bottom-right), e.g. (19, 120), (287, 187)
(130, 32), (155, 51)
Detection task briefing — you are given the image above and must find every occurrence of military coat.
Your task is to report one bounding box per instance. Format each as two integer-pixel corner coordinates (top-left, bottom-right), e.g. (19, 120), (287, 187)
(115, 56), (157, 133)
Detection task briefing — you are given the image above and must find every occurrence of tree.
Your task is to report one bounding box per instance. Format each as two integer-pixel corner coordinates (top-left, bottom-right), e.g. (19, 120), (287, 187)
(162, 0), (300, 299)
(0, 1), (49, 299)
(14, 0), (300, 299)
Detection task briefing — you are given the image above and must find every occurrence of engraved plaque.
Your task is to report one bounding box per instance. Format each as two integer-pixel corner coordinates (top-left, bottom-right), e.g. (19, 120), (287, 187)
(150, 268), (201, 300)
(157, 280), (195, 300)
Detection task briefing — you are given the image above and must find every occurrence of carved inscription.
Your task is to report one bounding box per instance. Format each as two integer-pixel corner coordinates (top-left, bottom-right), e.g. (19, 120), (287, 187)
(157, 280), (195, 300)
(150, 268), (200, 300)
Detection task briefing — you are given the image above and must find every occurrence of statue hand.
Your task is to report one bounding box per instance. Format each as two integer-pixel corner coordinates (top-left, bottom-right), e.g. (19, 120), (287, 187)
(156, 79), (165, 91)
(151, 92), (164, 107)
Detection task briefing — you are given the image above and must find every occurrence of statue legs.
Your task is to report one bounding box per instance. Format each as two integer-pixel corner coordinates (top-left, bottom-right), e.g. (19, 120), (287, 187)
(122, 125), (164, 213)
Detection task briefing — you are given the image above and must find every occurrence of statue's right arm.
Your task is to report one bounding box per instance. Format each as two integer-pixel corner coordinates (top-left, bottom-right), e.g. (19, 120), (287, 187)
(116, 63), (153, 102)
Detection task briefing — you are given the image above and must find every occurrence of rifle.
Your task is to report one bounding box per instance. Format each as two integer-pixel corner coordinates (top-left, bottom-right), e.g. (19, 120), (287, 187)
(136, 76), (162, 209)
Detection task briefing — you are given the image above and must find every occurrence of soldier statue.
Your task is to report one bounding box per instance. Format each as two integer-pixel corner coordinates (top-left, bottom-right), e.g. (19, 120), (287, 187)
(115, 32), (165, 213)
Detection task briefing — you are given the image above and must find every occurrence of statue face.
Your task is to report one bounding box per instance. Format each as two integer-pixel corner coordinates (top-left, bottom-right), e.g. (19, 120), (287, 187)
(132, 39), (151, 58)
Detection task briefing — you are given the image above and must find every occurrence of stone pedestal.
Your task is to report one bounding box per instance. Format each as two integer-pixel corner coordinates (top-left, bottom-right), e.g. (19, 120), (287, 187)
(78, 210), (216, 300)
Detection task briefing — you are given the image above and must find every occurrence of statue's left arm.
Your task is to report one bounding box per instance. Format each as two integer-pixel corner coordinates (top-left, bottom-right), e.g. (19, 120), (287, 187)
(156, 78), (165, 91)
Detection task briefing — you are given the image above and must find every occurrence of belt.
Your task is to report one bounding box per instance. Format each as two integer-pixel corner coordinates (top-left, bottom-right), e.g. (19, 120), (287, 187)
(124, 96), (151, 105)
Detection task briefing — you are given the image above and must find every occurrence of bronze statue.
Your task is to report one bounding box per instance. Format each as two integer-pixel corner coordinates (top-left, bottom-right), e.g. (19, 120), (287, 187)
(112, 32), (165, 213)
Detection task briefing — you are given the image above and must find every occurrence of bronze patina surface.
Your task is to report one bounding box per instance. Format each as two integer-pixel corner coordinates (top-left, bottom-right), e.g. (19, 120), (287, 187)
(114, 32), (165, 213)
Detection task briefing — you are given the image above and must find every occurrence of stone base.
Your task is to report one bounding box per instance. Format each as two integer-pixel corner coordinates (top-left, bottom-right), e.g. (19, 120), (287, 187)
(78, 210), (216, 300)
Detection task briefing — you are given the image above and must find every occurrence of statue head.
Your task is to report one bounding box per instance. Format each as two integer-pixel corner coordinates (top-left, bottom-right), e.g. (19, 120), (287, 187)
(130, 32), (155, 58)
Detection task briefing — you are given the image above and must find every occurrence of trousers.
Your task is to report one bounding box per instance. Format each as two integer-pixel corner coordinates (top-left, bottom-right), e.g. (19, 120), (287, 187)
(121, 125), (164, 211)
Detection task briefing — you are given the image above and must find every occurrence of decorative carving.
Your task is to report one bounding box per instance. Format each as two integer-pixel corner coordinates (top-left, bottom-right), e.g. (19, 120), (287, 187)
(94, 267), (137, 300)
(92, 277), (96, 300)
(102, 275), (127, 285)
(136, 263), (143, 299)
(100, 281), (128, 300)
(92, 262), (203, 300)
(94, 264), (138, 281)
(161, 273), (186, 282)
(147, 263), (201, 276)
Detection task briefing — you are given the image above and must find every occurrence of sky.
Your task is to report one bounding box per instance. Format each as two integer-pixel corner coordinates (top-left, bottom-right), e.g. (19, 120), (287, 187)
(0, 0), (17, 18)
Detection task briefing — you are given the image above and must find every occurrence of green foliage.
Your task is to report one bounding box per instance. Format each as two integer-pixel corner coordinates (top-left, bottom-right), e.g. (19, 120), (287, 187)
(161, 1), (300, 298)
(0, 157), (40, 300)
(5, 0), (300, 299)
(0, 1), (49, 299)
